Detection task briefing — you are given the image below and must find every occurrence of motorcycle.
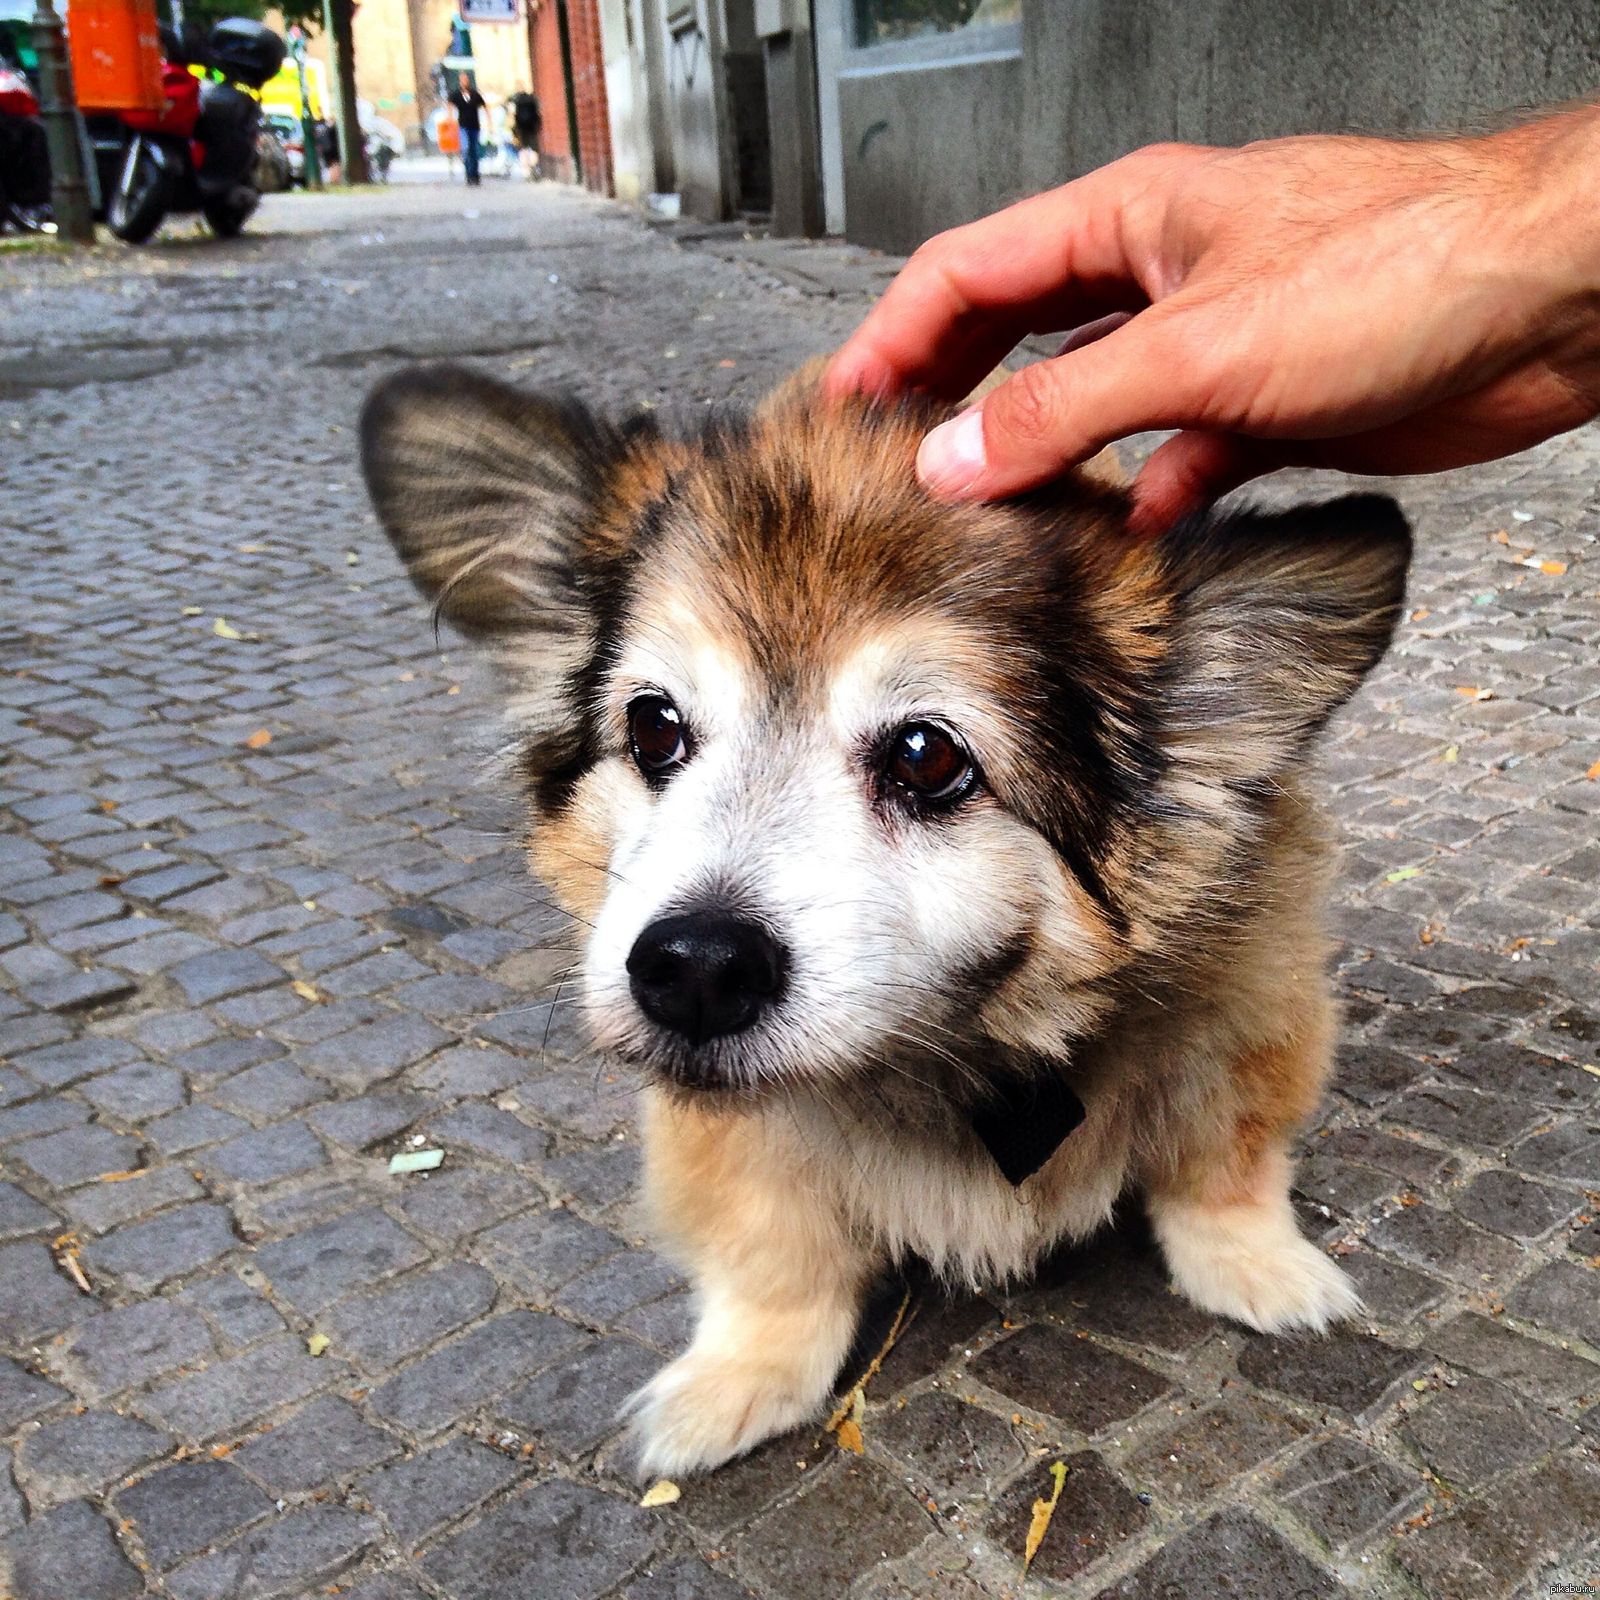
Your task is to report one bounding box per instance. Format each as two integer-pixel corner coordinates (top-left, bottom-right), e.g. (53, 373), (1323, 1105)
(0, 62), (51, 233)
(89, 19), (285, 244)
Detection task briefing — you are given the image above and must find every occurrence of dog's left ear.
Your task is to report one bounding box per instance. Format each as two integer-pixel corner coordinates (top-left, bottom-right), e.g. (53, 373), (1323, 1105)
(1160, 493), (1412, 781)
(360, 363), (624, 641)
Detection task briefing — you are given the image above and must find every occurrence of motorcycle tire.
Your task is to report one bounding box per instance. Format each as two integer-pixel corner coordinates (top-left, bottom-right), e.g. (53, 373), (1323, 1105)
(107, 140), (172, 245)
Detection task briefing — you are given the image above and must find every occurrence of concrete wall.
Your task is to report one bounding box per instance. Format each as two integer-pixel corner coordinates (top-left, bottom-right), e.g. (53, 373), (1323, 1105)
(657, 0), (734, 219)
(837, 46), (1022, 253)
(818, 0), (1600, 254)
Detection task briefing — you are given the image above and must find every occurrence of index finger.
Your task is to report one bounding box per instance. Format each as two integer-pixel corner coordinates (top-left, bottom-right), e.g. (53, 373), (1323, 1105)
(823, 155), (1171, 404)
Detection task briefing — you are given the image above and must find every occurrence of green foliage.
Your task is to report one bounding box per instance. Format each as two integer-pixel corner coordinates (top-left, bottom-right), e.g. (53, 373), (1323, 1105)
(173, 0), (322, 40)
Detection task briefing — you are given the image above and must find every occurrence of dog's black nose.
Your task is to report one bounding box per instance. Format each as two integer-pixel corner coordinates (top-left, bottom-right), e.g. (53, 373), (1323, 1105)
(627, 911), (787, 1045)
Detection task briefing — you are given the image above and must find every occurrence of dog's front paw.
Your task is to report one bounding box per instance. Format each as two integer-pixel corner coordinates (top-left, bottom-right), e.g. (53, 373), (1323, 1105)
(1152, 1197), (1363, 1334)
(625, 1350), (830, 1479)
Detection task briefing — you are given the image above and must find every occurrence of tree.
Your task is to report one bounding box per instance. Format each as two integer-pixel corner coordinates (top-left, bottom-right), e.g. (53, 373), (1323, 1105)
(325, 0), (369, 184)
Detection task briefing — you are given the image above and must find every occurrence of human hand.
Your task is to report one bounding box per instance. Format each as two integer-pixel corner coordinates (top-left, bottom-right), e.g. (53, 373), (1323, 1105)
(824, 110), (1600, 531)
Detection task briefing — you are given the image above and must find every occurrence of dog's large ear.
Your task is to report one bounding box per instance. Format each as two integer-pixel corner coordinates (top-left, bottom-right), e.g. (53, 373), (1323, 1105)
(1160, 494), (1412, 785)
(360, 363), (622, 641)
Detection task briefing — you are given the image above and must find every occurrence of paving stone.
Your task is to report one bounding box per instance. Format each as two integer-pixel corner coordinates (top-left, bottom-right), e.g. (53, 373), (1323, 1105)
(869, 1390), (1028, 1503)
(1510, 1119), (1600, 1184)
(325, 1261), (499, 1368)
(409, 1043), (525, 1097)
(1394, 1086), (1545, 1151)
(1236, 1327), (1424, 1421)
(361, 1436), (521, 1548)
(306, 1090), (429, 1149)
(76, 1060), (186, 1121)
(11, 1124), (142, 1188)
(878, 1292), (1001, 1390)
(0, 1464), (21, 1538)
(369, 1311), (586, 1436)
(0, 1240), (92, 1345)
(86, 1200), (237, 1292)
(475, 1207), (624, 1302)
(1275, 1434), (1422, 1550)
(336, 1574), (431, 1600)
(422, 1478), (664, 1600)
(0, 1498), (142, 1600)
(555, 1249), (685, 1325)
(0, 1179), (59, 1239)
(203, 1055), (325, 1120)
(514, 1065), (637, 1140)
(1430, 1313), (1600, 1403)
(0, 1096), (91, 1148)
(494, 1336), (660, 1457)
(59, 1298), (214, 1398)
(1401, 1373), (1576, 1487)
(168, 946), (284, 1005)
(231, 1396), (402, 1495)
(136, 1334), (349, 1443)
(985, 1450), (1149, 1584)
(164, 1504), (382, 1600)
(429, 1101), (550, 1167)
(145, 1102), (250, 1155)
(123, 862), (226, 902)
(16, 1410), (170, 1508)
(1395, 1452), (1600, 1599)
(543, 1140), (642, 1216)
(254, 1206), (428, 1313)
(1125, 1393), (1310, 1504)
(969, 1324), (1172, 1433)
(737, 1461), (931, 1600)
(175, 1034), (289, 1089)
(201, 1119), (329, 1185)
(1456, 1168), (1583, 1239)
(618, 1289), (697, 1353)
(1338, 1244), (1450, 1319)
(114, 1457), (272, 1569)
(1093, 1507), (1343, 1599)
(1508, 1259), (1599, 1341)
(622, 1554), (759, 1600)
(1366, 1200), (1526, 1285)
(395, 1164), (538, 1244)
(178, 1272), (286, 1350)
(0, 1356), (68, 1432)
(296, 1012), (453, 1086)
(12, 1036), (143, 1090)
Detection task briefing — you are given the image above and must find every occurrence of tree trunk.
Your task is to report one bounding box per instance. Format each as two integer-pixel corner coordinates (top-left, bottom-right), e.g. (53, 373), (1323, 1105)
(328, 0), (369, 184)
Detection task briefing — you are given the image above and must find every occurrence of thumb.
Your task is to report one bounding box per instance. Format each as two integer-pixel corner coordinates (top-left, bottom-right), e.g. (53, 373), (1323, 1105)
(917, 304), (1215, 500)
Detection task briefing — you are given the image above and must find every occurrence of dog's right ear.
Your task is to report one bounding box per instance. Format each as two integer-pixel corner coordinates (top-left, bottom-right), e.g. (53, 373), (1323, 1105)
(359, 363), (623, 641)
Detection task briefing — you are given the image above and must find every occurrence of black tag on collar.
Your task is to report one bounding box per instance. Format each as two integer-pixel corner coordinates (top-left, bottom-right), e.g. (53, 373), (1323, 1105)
(967, 1071), (1086, 1187)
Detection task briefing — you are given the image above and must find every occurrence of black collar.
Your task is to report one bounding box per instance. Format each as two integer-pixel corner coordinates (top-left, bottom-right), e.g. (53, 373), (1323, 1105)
(966, 1063), (1086, 1186)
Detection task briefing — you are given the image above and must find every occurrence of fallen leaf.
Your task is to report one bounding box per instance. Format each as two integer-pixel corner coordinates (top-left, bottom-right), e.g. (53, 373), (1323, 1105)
(1453, 686), (1494, 701)
(181, 605), (203, 616)
(97, 1170), (142, 1183)
(345, 550), (360, 566)
(1580, 1063), (1600, 1079)
(717, 358), (736, 368)
(237, 543), (263, 554)
(445, 684), (461, 696)
(291, 980), (322, 1003)
(1586, 759), (1600, 781)
(835, 1417), (865, 1455)
(640, 1480), (681, 1507)
(1386, 866), (1424, 884)
(306, 1333), (330, 1357)
(99, 874), (125, 888)
(97, 798), (118, 812)
(213, 618), (243, 640)
(388, 1148), (445, 1174)
(1442, 746), (1459, 764)
(1410, 606), (1432, 621)
(825, 1286), (916, 1443)
(1023, 1460), (1069, 1574)
(244, 729), (272, 749)
(1541, 561), (1567, 575)
(50, 1233), (93, 1295)
(1490, 530), (1509, 546)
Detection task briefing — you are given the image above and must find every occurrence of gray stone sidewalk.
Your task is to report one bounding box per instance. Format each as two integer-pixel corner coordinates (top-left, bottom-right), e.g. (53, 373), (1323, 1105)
(0, 179), (1596, 1600)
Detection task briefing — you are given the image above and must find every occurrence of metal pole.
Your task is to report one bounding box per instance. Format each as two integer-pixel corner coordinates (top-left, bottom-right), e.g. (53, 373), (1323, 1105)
(169, 0), (184, 35)
(290, 28), (321, 189)
(30, 0), (94, 242)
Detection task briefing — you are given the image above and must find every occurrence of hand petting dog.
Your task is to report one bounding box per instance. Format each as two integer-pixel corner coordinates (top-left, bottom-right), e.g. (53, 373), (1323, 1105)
(826, 103), (1600, 533)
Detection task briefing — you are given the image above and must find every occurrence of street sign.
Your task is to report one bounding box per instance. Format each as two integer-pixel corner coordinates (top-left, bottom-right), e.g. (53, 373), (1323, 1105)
(460, 0), (516, 23)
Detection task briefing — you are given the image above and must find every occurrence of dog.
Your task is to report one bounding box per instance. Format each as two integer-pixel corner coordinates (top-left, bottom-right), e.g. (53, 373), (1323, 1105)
(359, 362), (1412, 1478)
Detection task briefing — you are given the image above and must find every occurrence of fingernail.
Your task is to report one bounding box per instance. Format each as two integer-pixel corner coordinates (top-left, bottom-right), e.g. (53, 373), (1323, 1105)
(918, 408), (987, 495)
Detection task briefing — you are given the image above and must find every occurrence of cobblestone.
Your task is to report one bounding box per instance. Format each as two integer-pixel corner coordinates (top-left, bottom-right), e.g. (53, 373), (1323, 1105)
(3, 178), (1598, 1597)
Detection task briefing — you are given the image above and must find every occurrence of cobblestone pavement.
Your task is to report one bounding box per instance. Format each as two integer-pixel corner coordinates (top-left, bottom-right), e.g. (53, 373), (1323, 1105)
(1, 180), (1597, 1600)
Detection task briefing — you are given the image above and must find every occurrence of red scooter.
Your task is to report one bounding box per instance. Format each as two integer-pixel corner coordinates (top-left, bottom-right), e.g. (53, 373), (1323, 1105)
(90, 20), (285, 243)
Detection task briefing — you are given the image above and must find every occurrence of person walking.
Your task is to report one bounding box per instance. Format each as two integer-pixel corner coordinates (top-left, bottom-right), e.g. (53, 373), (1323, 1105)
(449, 70), (487, 188)
(508, 87), (542, 181)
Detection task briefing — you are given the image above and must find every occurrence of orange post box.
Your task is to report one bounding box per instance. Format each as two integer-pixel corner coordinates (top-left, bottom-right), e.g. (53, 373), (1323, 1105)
(437, 113), (461, 156)
(67, 0), (165, 115)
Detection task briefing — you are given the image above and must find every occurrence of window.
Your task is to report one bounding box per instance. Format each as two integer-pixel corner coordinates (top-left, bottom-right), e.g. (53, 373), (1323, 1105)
(853, 0), (1020, 48)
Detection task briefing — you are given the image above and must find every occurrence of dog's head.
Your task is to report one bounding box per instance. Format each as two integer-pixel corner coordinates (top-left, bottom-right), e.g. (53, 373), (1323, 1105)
(361, 364), (1410, 1099)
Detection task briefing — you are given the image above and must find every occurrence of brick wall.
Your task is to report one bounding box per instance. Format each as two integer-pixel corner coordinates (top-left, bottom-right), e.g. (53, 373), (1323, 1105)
(564, 0), (613, 197)
(528, 1), (575, 182)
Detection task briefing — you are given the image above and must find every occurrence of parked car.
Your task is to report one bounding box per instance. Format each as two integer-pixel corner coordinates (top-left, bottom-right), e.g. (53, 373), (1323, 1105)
(253, 121), (291, 192)
(262, 110), (306, 185)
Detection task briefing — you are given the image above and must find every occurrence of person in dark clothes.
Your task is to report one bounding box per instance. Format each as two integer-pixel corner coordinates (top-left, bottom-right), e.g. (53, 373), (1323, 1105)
(508, 87), (541, 180)
(449, 70), (487, 187)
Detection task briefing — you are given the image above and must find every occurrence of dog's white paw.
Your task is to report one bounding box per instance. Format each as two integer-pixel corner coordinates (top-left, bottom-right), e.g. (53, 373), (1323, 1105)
(1152, 1197), (1363, 1334)
(625, 1351), (830, 1480)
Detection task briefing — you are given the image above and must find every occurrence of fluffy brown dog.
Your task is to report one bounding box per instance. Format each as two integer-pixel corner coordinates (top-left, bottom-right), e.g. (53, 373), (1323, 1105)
(360, 363), (1411, 1477)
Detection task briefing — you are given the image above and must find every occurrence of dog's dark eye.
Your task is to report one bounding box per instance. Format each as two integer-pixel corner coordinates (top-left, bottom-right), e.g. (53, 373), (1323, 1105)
(628, 695), (689, 779)
(885, 722), (976, 804)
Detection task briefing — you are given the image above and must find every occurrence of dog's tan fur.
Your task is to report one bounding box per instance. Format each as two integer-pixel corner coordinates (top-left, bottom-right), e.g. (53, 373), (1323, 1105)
(361, 363), (1411, 1476)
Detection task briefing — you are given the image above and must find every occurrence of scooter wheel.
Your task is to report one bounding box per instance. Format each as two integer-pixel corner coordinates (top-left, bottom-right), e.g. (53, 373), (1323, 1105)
(107, 140), (172, 244)
(202, 188), (258, 239)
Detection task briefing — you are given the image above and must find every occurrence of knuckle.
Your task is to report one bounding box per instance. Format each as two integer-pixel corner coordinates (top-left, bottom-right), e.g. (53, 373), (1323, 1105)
(992, 362), (1067, 448)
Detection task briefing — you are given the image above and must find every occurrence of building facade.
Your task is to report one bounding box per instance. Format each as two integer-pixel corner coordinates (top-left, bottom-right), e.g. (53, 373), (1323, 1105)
(599, 0), (1600, 251)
